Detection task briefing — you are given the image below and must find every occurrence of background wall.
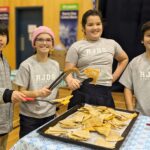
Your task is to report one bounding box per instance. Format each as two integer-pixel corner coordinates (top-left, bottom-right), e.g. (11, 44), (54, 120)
(0, 0), (93, 69)
(99, 0), (150, 91)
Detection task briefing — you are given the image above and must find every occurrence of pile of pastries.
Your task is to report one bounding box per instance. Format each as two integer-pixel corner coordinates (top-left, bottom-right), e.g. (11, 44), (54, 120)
(45, 104), (137, 149)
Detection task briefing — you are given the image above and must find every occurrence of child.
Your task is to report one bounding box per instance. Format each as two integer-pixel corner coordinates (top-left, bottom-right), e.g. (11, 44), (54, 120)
(13, 26), (60, 138)
(65, 9), (128, 109)
(0, 22), (26, 150)
(119, 21), (150, 116)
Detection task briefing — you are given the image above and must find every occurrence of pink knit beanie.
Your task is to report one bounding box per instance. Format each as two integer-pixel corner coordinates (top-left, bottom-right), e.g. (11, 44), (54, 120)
(31, 26), (55, 47)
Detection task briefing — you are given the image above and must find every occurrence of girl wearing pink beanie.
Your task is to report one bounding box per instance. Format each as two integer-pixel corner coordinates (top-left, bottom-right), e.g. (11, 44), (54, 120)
(13, 26), (60, 138)
(31, 26), (55, 47)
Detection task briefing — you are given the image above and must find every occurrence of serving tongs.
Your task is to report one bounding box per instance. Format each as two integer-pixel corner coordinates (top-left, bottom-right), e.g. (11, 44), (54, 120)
(49, 67), (79, 90)
(24, 95), (73, 105)
(25, 78), (93, 105)
(24, 68), (79, 104)
(33, 78), (93, 105)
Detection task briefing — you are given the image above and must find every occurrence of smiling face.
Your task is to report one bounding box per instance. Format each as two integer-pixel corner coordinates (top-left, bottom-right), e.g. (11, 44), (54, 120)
(0, 34), (7, 51)
(34, 33), (53, 55)
(83, 15), (103, 41)
(143, 30), (150, 51)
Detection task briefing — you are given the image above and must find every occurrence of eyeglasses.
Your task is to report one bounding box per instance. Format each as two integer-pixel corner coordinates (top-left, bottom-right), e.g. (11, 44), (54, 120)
(36, 38), (52, 44)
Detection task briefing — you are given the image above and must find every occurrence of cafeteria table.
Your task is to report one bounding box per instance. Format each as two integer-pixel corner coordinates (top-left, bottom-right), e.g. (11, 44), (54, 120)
(10, 115), (150, 150)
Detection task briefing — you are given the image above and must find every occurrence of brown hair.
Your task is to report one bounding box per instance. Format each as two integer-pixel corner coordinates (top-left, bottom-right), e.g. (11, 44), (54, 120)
(0, 22), (9, 44)
(81, 9), (103, 29)
(141, 21), (150, 40)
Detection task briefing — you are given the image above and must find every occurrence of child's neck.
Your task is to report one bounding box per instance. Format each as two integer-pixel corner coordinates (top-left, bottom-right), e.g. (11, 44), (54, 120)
(35, 53), (48, 62)
(145, 50), (150, 59)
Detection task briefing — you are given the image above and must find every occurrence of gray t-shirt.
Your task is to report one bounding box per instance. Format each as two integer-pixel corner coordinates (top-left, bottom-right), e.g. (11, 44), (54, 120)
(119, 53), (150, 116)
(66, 38), (124, 86)
(14, 55), (60, 118)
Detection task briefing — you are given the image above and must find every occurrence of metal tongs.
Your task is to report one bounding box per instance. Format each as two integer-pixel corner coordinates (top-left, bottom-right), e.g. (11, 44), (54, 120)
(49, 68), (79, 90)
(24, 68), (78, 103)
(25, 78), (93, 105)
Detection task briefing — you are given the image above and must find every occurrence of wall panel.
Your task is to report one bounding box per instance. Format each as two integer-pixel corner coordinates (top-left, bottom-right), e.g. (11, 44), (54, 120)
(0, 0), (93, 69)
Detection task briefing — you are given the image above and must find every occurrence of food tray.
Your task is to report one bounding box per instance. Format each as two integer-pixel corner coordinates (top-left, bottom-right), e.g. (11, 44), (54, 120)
(38, 104), (139, 150)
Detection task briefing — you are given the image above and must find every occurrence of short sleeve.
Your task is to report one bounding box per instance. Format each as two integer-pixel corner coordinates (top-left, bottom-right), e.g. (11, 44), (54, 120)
(13, 64), (30, 89)
(119, 63), (133, 90)
(65, 44), (79, 65)
(114, 41), (124, 57)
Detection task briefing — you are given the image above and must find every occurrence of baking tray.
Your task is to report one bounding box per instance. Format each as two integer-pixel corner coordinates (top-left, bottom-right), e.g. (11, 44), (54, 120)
(38, 104), (139, 150)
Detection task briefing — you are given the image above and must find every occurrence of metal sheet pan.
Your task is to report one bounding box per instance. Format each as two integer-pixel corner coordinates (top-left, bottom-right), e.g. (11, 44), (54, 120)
(38, 104), (139, 150)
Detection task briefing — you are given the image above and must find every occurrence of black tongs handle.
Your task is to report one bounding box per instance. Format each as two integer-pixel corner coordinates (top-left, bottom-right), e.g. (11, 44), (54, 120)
(49, 68), (79, 90)
(82, 78), (93, 85)
(48, 72), (68, 90)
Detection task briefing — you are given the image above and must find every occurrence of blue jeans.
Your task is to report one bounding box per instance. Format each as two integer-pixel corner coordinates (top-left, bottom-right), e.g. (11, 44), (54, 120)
(19, 114), (55, 138)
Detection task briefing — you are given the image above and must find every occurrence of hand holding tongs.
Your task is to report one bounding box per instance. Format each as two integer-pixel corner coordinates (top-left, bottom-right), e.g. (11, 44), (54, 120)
(24, 68), (79, 102)
(25, 95), (73, 105)
(48, 68), (79, 90)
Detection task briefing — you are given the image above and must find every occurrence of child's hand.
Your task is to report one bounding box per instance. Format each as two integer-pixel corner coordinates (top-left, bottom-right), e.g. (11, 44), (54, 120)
(66, 78), (81, 90)
(11, 91), (26, 103)
(35, 86), (51, 97)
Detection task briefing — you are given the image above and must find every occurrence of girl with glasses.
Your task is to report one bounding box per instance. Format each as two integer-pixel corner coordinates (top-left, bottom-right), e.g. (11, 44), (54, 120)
(13, 26), (60, 138)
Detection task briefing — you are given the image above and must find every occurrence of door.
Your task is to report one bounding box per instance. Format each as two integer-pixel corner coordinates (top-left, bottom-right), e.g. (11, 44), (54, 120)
(16, 7), (42, 68)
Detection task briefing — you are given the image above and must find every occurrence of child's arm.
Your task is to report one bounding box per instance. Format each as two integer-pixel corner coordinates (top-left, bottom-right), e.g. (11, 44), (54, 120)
(14, 84), (51, 98)
(2, 89), (26, 103)
(65, 62), (80, 90)
(113, 50), (129, 83)
(124, 87), (135, 111)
